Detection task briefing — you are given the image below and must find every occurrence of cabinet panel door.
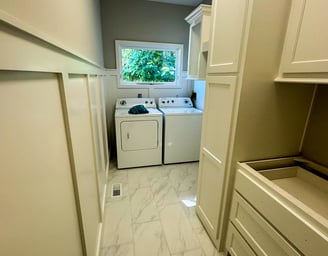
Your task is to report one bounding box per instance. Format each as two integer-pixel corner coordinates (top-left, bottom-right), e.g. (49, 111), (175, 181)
(196, 149), (225, 239)
(201, 76), (237, 160)
(207, 0), (252, 74)
(196, 75), (237, 240)
(280, 0), (328, 73)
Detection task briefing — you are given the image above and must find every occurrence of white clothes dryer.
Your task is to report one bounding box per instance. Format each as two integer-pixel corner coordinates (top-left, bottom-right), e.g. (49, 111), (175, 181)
(115, 98), (163, 169)
(158, 97), (203, 164)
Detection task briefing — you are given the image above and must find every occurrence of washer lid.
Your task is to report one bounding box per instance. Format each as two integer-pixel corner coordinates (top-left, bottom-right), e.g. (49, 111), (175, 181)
(116, 108), (163, 117)
(159, 107), (203, 115)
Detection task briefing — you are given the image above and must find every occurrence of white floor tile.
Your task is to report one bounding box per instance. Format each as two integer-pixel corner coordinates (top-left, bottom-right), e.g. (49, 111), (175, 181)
(194, 227), (216, 256)
(180, 203), (202, 230)
(128, 168), (150, 196)
(101, 243), (134, 256)
(147, 165), (171, 185)
(168, 164), (198, 193)
(172, 248), (205, 256)
(101, 162), (218, 256)
(160, 204), (200, 254)
(133, 221), (170, 256)
(102, 200), (133, 247)
(130, 188), (159, 223)
(151, 177), (179, 210)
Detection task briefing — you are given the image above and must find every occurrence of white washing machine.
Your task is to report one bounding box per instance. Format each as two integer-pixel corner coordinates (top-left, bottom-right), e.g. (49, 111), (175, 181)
(115, 98), (163, 169)
(158, 97), (203, 164)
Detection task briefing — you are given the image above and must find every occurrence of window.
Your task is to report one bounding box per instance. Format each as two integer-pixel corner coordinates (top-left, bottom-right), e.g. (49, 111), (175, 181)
(116, 40), (183, 88)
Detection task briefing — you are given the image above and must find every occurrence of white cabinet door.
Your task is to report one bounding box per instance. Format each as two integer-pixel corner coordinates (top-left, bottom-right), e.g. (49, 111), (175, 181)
(196, 75), (237, 240)
(207, 0), (252, 74)
(280, 0), (328, 74)
(200, 76), (237, 160)
(197, 148), (225, 238)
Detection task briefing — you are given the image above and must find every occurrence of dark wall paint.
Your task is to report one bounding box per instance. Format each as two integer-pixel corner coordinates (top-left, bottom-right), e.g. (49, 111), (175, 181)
(100, 0), (194, 69)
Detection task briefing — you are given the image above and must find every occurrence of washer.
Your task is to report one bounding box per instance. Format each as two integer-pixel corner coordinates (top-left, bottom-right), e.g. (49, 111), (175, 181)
(115, 98), (163, 169)
(158, 97), (203, 164)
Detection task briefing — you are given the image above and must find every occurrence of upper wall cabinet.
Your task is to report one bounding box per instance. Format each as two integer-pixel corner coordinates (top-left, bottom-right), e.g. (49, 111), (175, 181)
(185, 4), (211, 80)
(207, 0), (252, 74)
(276, 0), (328, 83)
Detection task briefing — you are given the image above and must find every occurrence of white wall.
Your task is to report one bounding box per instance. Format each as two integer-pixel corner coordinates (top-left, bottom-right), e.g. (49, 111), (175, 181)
(193, 80), (206, 110)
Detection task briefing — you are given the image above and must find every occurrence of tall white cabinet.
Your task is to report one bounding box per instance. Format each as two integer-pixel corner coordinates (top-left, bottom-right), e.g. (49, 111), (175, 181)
(196, 0), (316, 253)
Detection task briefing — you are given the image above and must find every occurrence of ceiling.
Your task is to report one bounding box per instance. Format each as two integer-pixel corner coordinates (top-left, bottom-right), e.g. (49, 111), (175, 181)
(146, 0), (203, 6)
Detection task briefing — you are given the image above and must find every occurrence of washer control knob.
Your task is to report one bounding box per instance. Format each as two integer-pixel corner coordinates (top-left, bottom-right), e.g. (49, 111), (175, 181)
(162, 100), (165, 104)
(184, 99), (189, 104)
(150, 101), (153, 104)
(171, 100), (174, 103)
(120, 100), (127, 105)
(145, 101), (148, 104)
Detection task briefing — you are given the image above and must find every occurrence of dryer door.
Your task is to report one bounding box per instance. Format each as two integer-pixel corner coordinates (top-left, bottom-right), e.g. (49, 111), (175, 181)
(120, 120), (158, 151)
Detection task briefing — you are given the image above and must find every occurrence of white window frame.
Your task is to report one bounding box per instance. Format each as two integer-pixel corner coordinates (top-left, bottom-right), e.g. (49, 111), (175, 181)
(115, 40), (183, 88)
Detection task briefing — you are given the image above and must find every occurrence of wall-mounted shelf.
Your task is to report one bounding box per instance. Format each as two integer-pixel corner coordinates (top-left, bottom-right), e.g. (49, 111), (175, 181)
(185, 4), (211, 80)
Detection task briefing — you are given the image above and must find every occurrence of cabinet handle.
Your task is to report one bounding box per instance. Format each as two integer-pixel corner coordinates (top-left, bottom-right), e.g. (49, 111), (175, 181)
(127, 132), (130, 139)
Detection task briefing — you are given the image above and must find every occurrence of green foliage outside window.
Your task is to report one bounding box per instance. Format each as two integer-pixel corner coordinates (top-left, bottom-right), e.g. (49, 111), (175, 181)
(121, 48), (176, 83)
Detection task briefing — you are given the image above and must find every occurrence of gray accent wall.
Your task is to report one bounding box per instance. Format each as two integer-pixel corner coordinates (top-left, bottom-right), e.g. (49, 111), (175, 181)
(1, 0), (104, 66)
(100, 0), (194, 69)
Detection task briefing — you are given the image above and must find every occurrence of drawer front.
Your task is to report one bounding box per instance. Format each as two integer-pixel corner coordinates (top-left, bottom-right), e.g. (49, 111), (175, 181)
(235, 167), (328, 256)
(226, 223), (256, 256)
(230, 192), (301, 256)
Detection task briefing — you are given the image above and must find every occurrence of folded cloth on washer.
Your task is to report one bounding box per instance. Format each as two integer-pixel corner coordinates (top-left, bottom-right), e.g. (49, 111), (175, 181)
(128, 105), (149, 114)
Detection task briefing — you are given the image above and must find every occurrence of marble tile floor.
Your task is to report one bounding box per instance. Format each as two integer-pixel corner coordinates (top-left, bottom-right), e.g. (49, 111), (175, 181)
(100, 162), (219, 256)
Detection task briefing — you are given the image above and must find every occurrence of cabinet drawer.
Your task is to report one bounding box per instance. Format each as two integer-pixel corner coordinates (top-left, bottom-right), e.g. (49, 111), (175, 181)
(235, 165), (328, 256)
(226, 223), (256, 256)
(230, 192), (301, 256)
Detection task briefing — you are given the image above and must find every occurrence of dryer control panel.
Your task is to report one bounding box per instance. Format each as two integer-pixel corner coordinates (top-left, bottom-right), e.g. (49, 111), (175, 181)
(158, 97), (193, 108)
(116, 98), (156, 109)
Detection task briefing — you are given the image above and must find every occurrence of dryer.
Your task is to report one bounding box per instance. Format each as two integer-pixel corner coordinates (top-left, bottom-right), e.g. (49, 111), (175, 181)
(115, 98), (163, 169)
(159, 97), (203, 164)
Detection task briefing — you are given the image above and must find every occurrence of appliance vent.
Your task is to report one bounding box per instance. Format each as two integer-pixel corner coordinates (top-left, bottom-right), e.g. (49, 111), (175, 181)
(111, 183), (122, 198)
